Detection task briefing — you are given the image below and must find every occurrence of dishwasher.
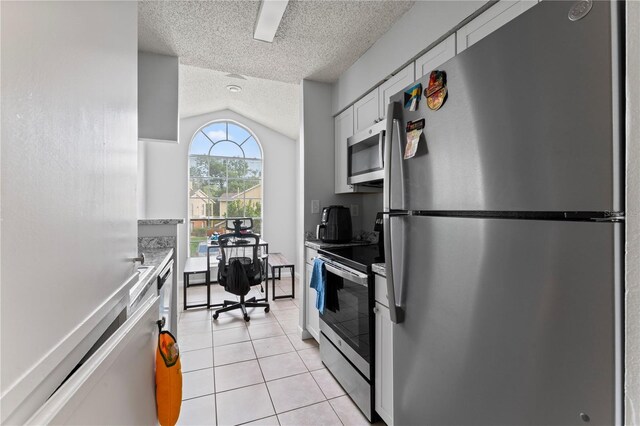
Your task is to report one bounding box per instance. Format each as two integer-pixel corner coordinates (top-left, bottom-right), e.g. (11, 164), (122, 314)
(157, 259), (174, 334)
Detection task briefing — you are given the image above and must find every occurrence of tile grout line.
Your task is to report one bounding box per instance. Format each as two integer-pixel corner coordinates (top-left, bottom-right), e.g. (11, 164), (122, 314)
(181, 391), (215, 403)
(246, 319), (281, 426)
(211, 319), (219, 426)
(308, 372), (346, 425)
(273, 398), (344, 422)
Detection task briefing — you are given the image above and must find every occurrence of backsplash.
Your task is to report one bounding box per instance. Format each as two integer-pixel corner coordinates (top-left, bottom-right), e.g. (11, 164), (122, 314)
(304, 230), (378, 243)
(138, 236), (176, 250)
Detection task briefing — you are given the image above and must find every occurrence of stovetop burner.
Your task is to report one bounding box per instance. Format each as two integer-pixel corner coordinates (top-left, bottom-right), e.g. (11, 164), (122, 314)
(318, 243), (384, 273)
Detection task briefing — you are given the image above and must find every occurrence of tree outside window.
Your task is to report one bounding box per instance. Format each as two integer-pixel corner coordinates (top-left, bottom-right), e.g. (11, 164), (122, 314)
(188, 121), (263, 257)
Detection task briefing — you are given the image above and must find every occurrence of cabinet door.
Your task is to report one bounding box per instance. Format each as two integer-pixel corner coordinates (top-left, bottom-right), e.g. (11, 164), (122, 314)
(414, 34), (456, 79)
(379, 64), (415, 120)
(353, 89), (380, 133)
(375, 303), (394, 425)
(374, 274), (388, 307)
(305, 265), (320, 341)
(456, 0), (538, 53)
(305, 248), (318, 265)
(334, 106), (355, 194)
(138, 51), (179, 142)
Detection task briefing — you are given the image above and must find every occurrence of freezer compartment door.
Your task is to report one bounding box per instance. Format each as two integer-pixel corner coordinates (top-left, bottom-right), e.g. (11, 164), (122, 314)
(393, 216), (619, 425)
(388, 0), (621, 212)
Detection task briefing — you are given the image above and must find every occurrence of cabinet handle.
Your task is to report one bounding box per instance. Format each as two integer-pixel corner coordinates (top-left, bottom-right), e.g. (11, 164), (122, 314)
(373, 307), (379, 314)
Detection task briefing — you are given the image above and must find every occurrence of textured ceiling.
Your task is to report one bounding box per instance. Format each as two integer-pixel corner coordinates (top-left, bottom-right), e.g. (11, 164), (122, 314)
(180, 65), (300, 140)
(139, 0), (415, 84)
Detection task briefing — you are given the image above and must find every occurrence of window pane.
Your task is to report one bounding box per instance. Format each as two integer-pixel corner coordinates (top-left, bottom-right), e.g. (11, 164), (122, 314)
(201, 178), (225, 200)
(223, 158), (251, 179)
(228, 123), (251, 144)
(246, 159), (262, 178)
(226, 178), (259, 197)
(203, 122), (227, 143)
(189, 155), (210, 178)
(222, 198), (262, 219)
(190, 132), (212, 155)
(210, 141), (244, 158)
(242, 137), (262, 159)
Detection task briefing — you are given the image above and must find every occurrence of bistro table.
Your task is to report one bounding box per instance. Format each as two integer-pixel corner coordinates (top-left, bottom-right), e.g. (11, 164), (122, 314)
(206, 237), (269, 308)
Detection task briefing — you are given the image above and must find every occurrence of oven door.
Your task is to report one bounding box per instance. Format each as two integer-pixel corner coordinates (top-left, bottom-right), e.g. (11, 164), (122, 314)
(318, 258), (371, 377)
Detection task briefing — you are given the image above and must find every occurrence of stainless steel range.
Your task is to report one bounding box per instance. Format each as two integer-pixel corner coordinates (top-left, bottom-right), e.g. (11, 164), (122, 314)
(317, 244), (384, 422)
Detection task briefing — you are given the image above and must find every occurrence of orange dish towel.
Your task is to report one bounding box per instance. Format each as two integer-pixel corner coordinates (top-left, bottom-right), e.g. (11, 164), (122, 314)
(156, 330), (182, 426)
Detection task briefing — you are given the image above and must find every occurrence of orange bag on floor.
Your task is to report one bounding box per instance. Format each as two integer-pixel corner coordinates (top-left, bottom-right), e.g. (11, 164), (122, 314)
(156, 330), (182, 426)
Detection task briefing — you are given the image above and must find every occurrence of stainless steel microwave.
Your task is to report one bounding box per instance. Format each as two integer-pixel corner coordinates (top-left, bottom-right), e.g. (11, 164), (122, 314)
(347, 119), (386, 186)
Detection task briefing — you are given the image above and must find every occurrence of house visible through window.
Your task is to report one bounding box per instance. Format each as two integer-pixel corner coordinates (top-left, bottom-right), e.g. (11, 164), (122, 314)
(188, 121), (263, 257)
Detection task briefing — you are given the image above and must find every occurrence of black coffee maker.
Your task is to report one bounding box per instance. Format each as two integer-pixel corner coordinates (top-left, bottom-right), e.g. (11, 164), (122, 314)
(316, 206), (352, 243)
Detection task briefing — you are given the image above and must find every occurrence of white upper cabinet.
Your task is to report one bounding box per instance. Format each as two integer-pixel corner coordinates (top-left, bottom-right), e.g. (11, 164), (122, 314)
(138, 51), (179, 143)
(378, 64), (415, 120)
(456, 0), (538, 53)
(353, 89), (380, 133)
(335, 106), (355, 194)
(415, 34), (457, 79)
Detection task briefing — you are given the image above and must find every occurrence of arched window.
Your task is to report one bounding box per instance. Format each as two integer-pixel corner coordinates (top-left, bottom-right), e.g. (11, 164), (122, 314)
(188, 121), (263, 257)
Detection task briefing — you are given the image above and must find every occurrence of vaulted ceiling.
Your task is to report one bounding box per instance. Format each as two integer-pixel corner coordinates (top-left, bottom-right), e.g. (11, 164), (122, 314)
(140, 1), (414, 139)
(180, 65), (300, 140)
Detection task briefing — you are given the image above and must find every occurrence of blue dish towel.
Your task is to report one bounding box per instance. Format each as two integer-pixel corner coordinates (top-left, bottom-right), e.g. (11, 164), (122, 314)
(309, 258), (326, 314)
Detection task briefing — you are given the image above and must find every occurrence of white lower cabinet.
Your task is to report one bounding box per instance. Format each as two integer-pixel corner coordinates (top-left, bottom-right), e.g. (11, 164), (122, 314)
(375, 301), (394, 425)
(305, 263), (320, 341)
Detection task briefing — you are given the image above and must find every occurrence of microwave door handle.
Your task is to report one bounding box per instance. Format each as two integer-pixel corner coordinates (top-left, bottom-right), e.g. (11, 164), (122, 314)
(378, 129), (385, 169)
(324, 263), (368, 287)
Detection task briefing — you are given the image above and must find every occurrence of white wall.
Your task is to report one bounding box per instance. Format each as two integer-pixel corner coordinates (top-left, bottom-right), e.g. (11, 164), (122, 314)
(625, 1), (640, 423)
(332, 1), (488, 114)
(301, 80), (363, 240)
(137, 140), (147, 218)
(1, 2), (138, 423)
(144, 110), (297, 279)
(138, 51), (179, 142)
(361, 193), (383, 233)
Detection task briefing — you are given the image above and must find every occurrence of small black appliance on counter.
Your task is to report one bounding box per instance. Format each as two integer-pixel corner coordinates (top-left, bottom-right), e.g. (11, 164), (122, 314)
(316, 205), (352, 243)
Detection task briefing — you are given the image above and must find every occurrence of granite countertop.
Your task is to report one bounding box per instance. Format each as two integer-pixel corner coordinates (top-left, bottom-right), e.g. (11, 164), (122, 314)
(372, 263), (386, 277)
(304, 239), (371, 250)
(138, 219), (184, 225)
(143, 248), (174, 270)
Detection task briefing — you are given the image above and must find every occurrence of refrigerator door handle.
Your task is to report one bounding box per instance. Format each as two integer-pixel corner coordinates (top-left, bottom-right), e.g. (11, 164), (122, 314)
(383, 100), (405, 324)
(383, 214), (404, 323)
(383, 103), (395, 212)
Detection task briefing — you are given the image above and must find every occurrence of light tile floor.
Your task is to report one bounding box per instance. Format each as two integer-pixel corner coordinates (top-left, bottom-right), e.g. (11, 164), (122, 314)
(177, 276), (377, 426)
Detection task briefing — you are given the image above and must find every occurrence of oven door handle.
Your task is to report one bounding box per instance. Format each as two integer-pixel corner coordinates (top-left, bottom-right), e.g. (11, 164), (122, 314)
(324, 263), (368, 287)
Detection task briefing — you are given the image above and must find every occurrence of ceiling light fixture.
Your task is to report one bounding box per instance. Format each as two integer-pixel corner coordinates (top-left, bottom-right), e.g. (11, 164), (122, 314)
(226, 84), (242, 93)
(225, 73), (247, 80)
(253, 0), (289, 43)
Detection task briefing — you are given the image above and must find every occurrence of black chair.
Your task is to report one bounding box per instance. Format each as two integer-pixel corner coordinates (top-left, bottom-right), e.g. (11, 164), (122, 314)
(212, 233), (270, 322)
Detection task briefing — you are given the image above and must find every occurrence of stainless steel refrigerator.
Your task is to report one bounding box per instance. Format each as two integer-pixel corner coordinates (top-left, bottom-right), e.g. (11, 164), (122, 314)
(383, 1), (624, 425)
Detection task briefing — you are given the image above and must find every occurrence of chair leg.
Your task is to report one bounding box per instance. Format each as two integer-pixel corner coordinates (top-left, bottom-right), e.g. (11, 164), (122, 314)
(214, 303), (243, 314)
(214, 293), (270, 321)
